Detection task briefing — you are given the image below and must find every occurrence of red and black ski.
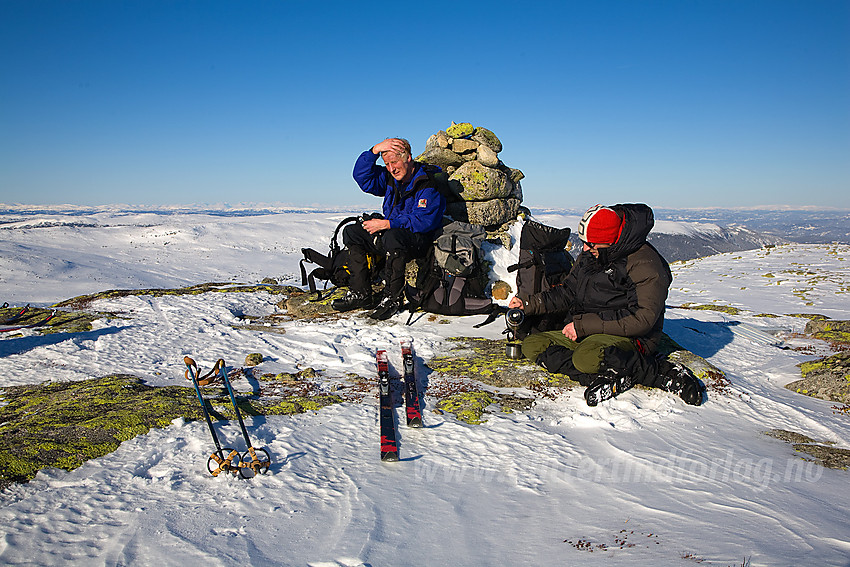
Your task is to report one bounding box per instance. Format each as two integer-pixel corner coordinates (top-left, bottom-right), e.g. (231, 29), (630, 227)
(400, 340), (422, 427)
(377, 350), (399, 462)
(0, 308), (56, 333)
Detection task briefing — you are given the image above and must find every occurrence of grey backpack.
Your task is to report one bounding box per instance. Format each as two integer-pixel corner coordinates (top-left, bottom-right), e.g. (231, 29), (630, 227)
(405, 221), (493, 320)
(433, 221), (486, 276)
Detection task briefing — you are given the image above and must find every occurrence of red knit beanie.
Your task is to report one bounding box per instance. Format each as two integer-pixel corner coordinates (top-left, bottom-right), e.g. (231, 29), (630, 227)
(578, 204), (624, 245)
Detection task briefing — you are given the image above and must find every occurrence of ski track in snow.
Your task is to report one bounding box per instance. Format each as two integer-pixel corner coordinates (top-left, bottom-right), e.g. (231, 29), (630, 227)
(0, 211), (849, 566)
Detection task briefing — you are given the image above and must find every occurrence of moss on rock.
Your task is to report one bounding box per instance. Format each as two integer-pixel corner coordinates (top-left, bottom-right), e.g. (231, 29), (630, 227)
(0, 305), (110, 335)
(245, 353), (264, 366)
(427, 337), (576, 389)
(674, 303), (742, 315)
(53, 282), (302, 310)
(765, 429), (850, 470)
(446, 122), (474, 139)
(281, 287), (348, 319)
(0, 370), (344, 490)
(0, 375), (201, 489)
(804, 319), (850, 347)
(787, 352), (850, 404)
(265, 395), (342, 415)
(436, 391), (494, 424)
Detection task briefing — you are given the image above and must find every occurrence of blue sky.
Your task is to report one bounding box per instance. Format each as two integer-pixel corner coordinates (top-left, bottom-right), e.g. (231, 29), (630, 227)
(1, 0), (848, 209)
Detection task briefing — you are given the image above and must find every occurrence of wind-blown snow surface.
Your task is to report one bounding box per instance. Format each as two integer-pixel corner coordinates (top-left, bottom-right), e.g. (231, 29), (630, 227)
(1, 210), (849, 566)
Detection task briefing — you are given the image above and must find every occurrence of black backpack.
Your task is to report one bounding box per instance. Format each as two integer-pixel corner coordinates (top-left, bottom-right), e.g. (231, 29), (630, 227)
(299, 216), (360, 300)
(405, 221), (493, 321)
(507, 219), (574, 337)
(418, 162), (465, 201)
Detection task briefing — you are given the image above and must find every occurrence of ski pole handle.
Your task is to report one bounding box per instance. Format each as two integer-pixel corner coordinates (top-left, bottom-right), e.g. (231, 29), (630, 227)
(184, 356), (199, 382)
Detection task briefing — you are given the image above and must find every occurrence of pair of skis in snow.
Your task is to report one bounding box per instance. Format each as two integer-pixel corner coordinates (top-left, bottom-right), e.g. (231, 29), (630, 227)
(0, 304), (57, 333)
(184, 356), (272, 478)
(377, 340), (422, 462)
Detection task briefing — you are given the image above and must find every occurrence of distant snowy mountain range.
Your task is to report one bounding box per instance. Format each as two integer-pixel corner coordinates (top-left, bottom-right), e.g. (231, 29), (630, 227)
(536, 207), (850, 262)
(2, 204), (848, 263)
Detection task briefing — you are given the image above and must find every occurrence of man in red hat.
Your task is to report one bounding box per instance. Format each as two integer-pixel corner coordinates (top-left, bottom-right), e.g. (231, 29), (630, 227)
(508, 203), (704, 406)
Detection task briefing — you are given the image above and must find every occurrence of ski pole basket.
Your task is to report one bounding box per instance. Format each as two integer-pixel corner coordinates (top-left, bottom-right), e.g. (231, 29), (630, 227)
(184, 356), (272, 479)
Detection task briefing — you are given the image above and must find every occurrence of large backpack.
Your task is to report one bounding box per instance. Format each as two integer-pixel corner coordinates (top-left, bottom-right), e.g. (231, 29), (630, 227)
(299, 216), (360, 300)
(405, 221), (493, 320)
(506, 219), (574, 337)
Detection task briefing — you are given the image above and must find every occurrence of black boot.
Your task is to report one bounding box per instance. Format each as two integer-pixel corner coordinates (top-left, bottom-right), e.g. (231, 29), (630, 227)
(368, 292), (403, 321)
(583, 367), (633, 407)
(656, 360), (705, 406)
(332, 289), (377, 312)
(368, 250), (407, 320)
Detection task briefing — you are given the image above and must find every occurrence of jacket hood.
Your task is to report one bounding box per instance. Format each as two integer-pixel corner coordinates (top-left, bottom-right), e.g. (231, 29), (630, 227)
(605, 203), (655, 262)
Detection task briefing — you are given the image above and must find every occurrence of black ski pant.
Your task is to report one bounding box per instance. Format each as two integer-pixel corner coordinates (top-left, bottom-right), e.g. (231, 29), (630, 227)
(342, 223), (430, 297)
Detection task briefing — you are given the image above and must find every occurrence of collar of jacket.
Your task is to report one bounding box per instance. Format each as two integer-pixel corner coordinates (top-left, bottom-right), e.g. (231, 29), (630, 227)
(386, 162), (429, 197)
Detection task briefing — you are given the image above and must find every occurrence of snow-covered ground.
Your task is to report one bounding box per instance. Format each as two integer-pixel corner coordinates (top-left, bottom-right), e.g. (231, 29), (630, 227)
(0, 210), (848, 566)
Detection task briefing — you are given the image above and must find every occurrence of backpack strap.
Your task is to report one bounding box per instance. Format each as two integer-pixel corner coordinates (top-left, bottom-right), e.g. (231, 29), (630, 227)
(330, 216), (360, 255)
(299, 255), (332, 301)
(507, 257), (536, 273)
(298, 216), (360, 301)
(473, 306), (503, 328)
(405, 263), (442, 325)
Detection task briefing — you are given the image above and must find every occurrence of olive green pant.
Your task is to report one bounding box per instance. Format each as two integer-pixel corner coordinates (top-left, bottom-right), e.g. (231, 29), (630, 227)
(521, 330), (637, 374)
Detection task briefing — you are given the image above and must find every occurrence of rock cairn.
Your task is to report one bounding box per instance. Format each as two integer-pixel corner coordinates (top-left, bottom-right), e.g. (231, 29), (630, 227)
(416, 122), (524, 227)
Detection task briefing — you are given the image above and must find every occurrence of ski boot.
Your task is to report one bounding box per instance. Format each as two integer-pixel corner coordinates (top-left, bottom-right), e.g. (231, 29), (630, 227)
(584, 367), (633, 407)
(332, 289), (377, 312)
(369, 293), (402, 321)
(657, 360), (705, 406)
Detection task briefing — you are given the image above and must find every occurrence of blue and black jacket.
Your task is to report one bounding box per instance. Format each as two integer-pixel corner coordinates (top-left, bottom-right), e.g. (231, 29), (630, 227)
(352, 149), (446, 236)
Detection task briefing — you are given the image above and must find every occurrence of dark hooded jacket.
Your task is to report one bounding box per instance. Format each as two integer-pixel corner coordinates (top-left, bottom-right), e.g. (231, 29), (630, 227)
(518, 203), (672, 352)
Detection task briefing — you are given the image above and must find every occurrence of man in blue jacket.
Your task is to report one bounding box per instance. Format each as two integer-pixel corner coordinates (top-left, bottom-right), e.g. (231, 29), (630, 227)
(332, 137), (446, 320)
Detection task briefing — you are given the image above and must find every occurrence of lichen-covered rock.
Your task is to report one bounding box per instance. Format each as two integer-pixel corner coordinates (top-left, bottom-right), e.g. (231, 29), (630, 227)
(0, 375), (202, 489)
(765, 429), (850, 470)
(451, 138), (479, 155)
(511, 180), (523, 201)
(245, 353), (264, 366)
(491, 280), (512, 300)
(472, 127), (502, 153)
(0, 371), (345, 489)
(417, 122), (522, 232)
(282, 287), (347, 319)
(416, 146), (465, 170)
(428, 337), (576, 389)
(425, 130), (450, 149)
(265, 395), (343, 415)
(793, 443), (850, 469)
(449, 161), (511, 201)
(804, 319), (850, 347)
(436, 391), (494, 425)
(477, 143), (500, 167)
(447, 198), (521, 227)
(786, 352), (850, 403)
(446, 122), (474, 138)
(54, 282), (301, 311)
(0, 306), (108, 335)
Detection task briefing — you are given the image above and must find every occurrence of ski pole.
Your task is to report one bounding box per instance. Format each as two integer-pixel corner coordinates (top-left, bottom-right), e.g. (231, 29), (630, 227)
(184, 356), (239, 476)
(215, 360), (271, 478)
